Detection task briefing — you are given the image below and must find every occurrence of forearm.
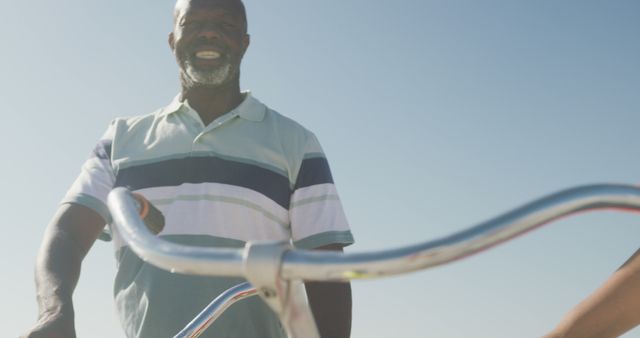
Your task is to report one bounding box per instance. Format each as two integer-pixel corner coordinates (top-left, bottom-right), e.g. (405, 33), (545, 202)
(306, 281), (352, 338)
(304, 244), (352, 337)
(24, 225), (87, 338)
(34, 224), (85, 319)
(27, 204), (104, 337)
(545, 249), (640, 338)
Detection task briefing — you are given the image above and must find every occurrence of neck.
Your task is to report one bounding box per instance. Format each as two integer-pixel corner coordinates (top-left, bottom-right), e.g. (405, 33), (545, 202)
(181, 80), (243, 125)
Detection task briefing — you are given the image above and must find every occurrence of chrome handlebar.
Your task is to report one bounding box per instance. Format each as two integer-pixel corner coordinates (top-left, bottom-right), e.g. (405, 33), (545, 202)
(108, 184), (640, 282)
(107, 184), (640, 338)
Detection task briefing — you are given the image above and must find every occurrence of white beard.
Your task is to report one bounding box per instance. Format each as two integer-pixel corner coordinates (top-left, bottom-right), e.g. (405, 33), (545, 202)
(183, 61), (232, 86)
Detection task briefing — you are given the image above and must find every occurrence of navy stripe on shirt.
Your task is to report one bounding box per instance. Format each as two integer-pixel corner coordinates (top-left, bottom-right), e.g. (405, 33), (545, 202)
(92, 139), (112, 160)
(115, 156), (292, 209)
(294, 157), (334, 190)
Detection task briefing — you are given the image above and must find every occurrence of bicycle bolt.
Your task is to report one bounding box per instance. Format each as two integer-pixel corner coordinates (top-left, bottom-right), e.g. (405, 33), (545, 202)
(261, 288), (276, 298)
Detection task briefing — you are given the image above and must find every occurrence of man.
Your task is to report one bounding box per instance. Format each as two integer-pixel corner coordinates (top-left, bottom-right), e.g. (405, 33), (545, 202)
(22, 0), (354, 337)
(542, 249), (640, 338)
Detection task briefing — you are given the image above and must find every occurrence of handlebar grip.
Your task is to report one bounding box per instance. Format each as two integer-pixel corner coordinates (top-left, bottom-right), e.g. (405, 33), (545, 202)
(132, 193), (165, 235)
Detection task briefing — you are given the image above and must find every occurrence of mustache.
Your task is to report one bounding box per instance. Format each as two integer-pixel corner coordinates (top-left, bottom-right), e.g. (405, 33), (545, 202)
(191, 41), (228, 53)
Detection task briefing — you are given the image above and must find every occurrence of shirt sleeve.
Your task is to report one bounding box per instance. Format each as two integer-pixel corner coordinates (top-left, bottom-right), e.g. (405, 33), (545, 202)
(289, 133), (354, 249)
(60, 122), (116, 226)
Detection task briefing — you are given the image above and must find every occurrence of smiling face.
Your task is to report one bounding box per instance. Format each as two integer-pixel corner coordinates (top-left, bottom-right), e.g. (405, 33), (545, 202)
(170, 0), (250, 88)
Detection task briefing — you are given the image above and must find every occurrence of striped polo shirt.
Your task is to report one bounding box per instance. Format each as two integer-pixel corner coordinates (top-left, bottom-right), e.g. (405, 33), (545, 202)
(61, 92), (354, 338)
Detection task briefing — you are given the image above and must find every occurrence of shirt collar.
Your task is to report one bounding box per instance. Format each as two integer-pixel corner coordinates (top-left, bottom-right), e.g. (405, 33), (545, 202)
(161, 91), (266, 122)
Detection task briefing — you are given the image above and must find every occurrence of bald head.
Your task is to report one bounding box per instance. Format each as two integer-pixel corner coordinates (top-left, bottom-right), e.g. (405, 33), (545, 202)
(174, 0), (247, 32)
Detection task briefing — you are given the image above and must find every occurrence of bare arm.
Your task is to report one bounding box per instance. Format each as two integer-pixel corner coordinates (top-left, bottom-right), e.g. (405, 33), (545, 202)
(543, 249), (640, 338)
(305, 243), (352, 338)
(22, 203), (106, 338)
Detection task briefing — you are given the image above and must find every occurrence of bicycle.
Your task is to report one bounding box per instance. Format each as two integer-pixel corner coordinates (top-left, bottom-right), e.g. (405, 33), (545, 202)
(108, 183), (640, 338)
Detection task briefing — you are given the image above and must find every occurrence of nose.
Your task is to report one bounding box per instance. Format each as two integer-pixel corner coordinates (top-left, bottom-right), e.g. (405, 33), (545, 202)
(197, 23), (221, 40)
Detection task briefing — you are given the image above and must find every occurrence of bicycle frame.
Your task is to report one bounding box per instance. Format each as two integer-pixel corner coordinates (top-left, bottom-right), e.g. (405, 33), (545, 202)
(108, 184), (640, 338)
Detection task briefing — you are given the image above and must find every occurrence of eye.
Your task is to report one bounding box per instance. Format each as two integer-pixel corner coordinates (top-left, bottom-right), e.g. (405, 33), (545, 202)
(221, 21), (239, 30)
(181, 20), (201, 29)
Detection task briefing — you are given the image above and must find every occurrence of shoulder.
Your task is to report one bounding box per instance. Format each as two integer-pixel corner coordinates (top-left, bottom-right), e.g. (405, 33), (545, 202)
(100, 101), (176, 145)
(262, 104), (318, 147)
(108, 109), (163, 133)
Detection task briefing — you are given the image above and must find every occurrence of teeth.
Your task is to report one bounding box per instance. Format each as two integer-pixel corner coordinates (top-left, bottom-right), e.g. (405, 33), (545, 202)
(195, 51), (221, 60)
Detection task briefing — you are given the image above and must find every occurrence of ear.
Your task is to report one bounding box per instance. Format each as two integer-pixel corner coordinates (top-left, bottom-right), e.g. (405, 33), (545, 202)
(168, 32), (176, 52)
(241, 34), (250, 56)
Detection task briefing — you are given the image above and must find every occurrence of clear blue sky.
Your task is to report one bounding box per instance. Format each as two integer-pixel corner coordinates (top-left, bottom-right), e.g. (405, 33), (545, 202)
(4, 1), (640, 337)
